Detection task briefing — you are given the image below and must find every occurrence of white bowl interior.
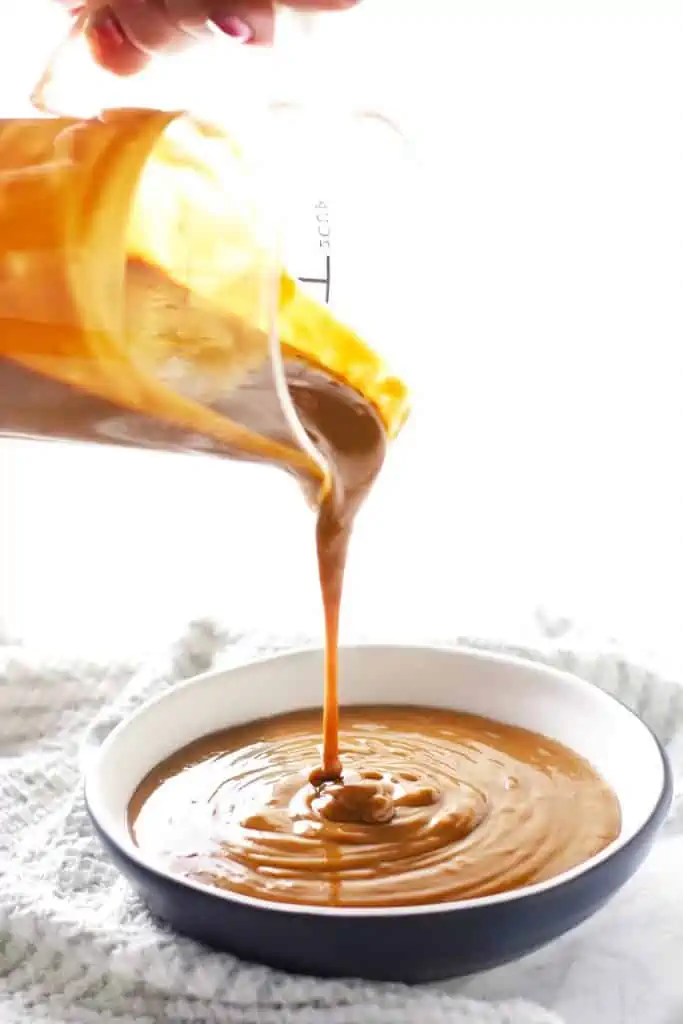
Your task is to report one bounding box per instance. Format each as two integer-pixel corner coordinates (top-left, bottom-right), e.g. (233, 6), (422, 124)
(85, 645), (666, 913)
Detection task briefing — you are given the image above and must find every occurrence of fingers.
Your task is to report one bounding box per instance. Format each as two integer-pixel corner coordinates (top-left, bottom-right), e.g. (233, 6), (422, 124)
(81, 0), (356, 75)
(84, 0), (267, 77)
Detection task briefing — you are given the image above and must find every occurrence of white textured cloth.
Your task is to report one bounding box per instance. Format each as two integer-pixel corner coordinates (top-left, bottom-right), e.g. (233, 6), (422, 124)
(0, 622), (681, 1024)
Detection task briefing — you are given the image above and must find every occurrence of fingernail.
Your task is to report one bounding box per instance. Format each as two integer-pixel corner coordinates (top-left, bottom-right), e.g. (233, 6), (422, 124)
(213, 15), (254, 43)
(89, 6), (128, 50)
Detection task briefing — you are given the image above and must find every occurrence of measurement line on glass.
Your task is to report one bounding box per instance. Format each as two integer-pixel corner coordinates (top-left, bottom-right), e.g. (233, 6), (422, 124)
(297, 201), (331, 304)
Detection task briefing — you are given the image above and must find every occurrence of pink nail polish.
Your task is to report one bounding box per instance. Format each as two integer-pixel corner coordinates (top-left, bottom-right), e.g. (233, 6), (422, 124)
(213, 15), (254, 43)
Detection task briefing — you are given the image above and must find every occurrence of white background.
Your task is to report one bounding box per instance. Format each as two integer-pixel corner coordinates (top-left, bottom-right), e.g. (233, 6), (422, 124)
(1, 0), (683, 658)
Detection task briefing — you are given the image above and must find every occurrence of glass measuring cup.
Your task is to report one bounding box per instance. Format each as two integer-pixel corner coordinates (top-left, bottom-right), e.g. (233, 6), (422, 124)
(17, 5), (417, 476)
(5, 5), (420, 730)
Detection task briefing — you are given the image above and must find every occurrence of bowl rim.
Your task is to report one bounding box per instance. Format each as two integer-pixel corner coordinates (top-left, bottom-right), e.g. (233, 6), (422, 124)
(84, 643), (673, 918)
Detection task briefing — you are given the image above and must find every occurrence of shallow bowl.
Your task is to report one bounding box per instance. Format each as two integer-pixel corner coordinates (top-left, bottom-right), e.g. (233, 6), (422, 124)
(84, 645), (672, 982)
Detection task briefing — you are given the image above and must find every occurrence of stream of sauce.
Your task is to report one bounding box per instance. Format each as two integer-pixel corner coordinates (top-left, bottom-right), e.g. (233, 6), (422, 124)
(129, 706), (621, 908)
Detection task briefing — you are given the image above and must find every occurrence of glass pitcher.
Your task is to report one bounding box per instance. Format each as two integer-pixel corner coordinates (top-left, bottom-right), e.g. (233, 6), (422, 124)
(0, 7), (414, 487)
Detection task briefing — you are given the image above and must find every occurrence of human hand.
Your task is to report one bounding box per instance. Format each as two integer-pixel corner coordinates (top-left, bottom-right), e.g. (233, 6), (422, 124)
(58, 1), (359, 76)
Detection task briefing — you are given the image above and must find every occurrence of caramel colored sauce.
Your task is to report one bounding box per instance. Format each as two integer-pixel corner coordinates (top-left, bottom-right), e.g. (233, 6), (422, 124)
(129, 706), (621, 908)
(285, 362), (386, 780)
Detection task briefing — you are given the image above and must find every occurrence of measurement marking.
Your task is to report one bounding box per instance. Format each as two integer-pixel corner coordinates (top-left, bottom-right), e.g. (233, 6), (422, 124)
(298, 254), (332, 304)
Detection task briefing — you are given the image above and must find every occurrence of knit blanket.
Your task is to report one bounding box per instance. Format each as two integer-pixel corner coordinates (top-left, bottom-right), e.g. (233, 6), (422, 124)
(1, 622), (681, 1024)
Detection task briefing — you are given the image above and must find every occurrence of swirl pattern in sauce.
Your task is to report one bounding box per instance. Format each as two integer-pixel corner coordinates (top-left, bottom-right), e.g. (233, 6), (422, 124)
(129, 706), (621, 908)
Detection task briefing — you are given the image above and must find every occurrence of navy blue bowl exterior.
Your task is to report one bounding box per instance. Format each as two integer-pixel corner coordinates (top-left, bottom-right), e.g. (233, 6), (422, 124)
(86, 744), (672, 984)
